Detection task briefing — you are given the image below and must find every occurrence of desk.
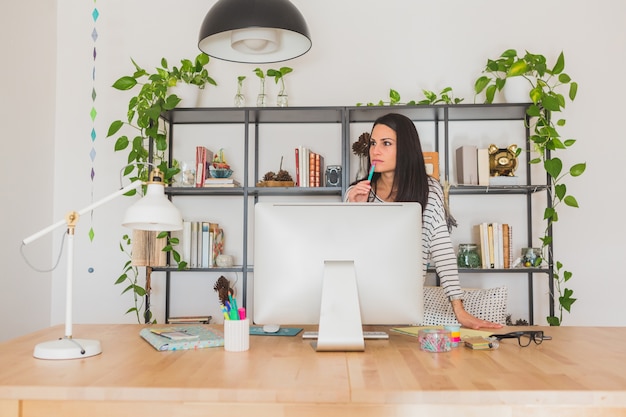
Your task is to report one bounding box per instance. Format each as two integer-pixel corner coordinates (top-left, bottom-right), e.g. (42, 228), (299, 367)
(1, 324), (625, 417)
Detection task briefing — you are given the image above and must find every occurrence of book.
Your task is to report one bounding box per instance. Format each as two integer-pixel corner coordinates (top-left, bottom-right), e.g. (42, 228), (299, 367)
(391, 326), (492, 339)
(477, 148), (490, 186)
(140, 325), (224, 351)
(211, 225), (223, 267)
(309, 150), (315, 187)
(168, 316), (212, 324)
(503, 223), (510, 269)
(294, 147), (300, 186)
(478, 223), (489, 269)
(182, 221), (191, 266)
(202, 183), (241, 188)
(423, 152), (440, 180)
(487, 223), (495, 268)
(131, 230), (166, 267)
(190, 221), (198, 268)
(195, 146), (214, 187)
(203, 178), (241, 185)
(476, 222), (511, 269)
(316, 153), (324, 187)
(201, 222), (210, 268)
(455, 146), (478, 185)
(150, 329), (199, 341)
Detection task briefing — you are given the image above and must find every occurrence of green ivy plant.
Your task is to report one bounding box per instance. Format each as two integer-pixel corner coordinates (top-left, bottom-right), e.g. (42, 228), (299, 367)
(108, 54), (213, 322)
(267, 66), (293, 96)
(253, 67), (266, 103)
(115, 234), (151, 324)
(107, 53), (216, 187)
(474, 49), (585, 326)
(357, 87), (464, 106)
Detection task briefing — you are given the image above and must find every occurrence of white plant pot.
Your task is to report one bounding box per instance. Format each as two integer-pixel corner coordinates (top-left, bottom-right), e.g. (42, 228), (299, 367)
(504, 76), (531, 103)
(168, 83), (200, 107)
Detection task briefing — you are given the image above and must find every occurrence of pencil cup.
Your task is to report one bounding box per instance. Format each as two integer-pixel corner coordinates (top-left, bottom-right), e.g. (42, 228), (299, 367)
(224, 318), (249, 352)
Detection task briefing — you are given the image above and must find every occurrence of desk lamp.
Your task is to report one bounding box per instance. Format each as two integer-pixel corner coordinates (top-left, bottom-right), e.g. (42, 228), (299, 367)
(21, 169), (182, 360)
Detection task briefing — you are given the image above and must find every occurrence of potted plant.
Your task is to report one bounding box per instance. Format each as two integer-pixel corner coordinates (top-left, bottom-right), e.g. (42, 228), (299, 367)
(356, 86), (463, 106)
(107, 52), (216, 187)
(167, 53), (217, 107)
(107, 53), (216, 322)
(253, 67), (267, 107)
(474, 49), (586, 326)
(267, 66), (293, 107)
(234, 75), (246, 107)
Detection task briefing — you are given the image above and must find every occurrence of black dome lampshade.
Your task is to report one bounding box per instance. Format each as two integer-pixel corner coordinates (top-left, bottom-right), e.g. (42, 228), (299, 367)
(198, 0), (312, 63)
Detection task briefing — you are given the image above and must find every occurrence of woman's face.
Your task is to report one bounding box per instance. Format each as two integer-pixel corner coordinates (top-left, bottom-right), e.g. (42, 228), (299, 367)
(369, 123), (397, 174)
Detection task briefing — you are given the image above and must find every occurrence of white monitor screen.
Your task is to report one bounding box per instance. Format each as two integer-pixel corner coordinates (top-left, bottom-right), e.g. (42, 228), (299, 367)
(253, 202), (424, 328)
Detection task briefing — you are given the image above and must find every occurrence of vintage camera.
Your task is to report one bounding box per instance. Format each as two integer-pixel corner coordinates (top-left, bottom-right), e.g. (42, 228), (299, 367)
(325, 165), (342, 187)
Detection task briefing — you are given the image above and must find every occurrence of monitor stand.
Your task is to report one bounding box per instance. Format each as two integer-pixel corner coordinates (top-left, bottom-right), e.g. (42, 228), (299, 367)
(315, 260), (365, 352)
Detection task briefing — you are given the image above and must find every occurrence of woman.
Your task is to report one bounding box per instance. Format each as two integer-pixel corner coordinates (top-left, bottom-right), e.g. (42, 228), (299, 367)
(345, 113), (502, 330)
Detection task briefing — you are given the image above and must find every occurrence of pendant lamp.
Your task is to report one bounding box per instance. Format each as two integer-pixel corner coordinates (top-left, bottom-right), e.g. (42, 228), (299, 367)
(198, 0), (312, 63)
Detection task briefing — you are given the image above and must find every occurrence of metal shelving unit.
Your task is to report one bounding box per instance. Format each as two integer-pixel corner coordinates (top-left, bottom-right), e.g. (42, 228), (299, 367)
(151, 104), (553, 324)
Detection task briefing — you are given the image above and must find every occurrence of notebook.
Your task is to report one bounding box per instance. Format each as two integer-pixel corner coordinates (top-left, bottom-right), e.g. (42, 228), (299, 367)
(140, 325), (224, 351)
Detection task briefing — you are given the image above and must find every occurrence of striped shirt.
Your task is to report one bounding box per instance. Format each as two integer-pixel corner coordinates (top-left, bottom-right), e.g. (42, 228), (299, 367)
(345, 176), (463, 300)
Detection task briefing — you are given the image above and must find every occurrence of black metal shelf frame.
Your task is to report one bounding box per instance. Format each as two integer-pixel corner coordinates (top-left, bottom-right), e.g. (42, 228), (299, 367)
(151, 103), (552, 324)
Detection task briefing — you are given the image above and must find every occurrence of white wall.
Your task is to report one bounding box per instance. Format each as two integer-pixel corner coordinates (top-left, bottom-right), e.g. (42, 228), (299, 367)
(1, 0), (56, 340)
(2, 0), (625, 341)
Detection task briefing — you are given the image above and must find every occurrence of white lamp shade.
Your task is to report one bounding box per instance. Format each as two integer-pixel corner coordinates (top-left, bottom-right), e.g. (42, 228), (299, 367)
(122, 183), (183, 231)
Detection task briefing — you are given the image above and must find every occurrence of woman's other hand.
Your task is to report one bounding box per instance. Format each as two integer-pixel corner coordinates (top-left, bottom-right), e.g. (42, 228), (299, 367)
(451, 299), (503, 330)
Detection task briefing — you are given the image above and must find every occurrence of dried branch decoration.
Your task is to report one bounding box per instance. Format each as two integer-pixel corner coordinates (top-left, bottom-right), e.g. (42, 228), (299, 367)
(213, 275), (230, 306)
(352, 132), (370, 157)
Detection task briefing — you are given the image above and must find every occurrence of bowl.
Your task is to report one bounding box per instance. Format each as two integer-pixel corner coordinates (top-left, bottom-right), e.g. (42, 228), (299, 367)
(209, 168), (233, 178)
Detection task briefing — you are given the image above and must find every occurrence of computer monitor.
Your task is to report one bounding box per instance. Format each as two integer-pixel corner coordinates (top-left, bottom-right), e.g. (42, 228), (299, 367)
(253, 202), (423, 351)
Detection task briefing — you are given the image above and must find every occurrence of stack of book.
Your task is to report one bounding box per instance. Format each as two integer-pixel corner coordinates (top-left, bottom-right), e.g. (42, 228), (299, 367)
(168, 316), (212, 324)
(476, 222), (513, 269)
(203, 178), (241, 188)
(295, 146), (324, 187)
(180, 221), (224, 268)
(195, 146), (214, 187)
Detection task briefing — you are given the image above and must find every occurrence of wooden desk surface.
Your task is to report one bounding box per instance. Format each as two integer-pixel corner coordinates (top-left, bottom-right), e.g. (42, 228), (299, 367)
(1, 324), (625, 417)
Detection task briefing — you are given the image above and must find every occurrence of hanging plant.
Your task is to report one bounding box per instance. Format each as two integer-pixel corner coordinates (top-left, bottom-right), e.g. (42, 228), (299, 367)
(107, 54), (214, 322)
(474, 49), (586, 326)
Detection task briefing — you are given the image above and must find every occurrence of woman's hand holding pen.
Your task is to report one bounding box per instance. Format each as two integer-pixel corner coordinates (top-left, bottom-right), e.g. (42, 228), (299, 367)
(348, 165), (375, 202)
(347, 180), (372, 202)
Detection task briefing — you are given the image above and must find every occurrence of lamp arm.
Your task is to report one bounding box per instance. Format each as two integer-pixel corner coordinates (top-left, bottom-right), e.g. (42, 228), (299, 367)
(22, 181), (143, 246)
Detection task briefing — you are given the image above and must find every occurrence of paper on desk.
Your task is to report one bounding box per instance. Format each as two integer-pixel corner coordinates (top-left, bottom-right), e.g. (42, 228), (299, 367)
(391, 326), (493, 339)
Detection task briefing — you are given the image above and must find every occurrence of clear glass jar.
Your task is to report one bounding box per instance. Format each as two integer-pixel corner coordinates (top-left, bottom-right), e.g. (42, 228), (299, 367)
(457, 243), (481, 268)
(234, 93), (245, 107)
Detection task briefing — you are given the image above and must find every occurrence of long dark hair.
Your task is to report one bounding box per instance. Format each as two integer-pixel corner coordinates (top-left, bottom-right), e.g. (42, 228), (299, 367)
(370, 113), (429, 208)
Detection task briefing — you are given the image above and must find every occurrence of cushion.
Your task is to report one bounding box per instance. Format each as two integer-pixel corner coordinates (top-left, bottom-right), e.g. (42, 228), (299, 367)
(421, 286), (508, 326)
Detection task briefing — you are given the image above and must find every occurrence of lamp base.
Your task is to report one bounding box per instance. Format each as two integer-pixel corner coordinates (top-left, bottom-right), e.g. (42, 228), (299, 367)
(33, 337), (102, 360)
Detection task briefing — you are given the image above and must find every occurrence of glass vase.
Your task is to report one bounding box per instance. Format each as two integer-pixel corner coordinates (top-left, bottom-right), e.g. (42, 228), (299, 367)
(234, 93), (245, 108)
(257, 93), (267, 107)
(356, 155), (369, 180)
(277, 93), (288, 107)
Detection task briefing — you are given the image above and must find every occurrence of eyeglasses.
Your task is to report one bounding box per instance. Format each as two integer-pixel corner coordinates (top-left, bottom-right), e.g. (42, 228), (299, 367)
(490, 331), (545, 347)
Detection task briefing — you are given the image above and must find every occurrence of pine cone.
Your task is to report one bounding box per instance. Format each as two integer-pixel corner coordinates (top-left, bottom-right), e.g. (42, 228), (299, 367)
(263, 171), (276, 181)
(275, 169), (293, 182)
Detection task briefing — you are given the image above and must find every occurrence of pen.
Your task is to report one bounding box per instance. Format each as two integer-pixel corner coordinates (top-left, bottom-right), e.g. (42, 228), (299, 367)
(367, 164), (375, 181)
(229, 294), (240, 320)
